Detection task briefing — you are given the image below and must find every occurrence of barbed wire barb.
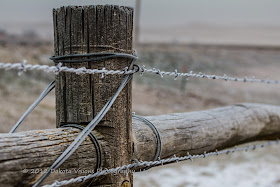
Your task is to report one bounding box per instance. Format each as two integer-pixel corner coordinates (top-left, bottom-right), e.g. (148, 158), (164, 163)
(140, 66), (280, 85)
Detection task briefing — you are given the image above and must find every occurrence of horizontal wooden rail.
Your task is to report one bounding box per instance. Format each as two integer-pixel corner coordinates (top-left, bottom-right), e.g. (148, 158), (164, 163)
(1, 103), (280, 186)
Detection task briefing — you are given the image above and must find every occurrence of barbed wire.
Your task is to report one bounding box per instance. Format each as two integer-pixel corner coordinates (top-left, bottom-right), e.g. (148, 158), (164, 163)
(139, 65), (280, 84)
(0, 61), (137, 76)
(43, 139), (280, 187)
(1, 61), (280, 85)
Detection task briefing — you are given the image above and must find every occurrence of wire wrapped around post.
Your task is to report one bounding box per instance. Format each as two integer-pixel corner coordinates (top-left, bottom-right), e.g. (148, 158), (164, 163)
(61, 124), (102, 171)
(32, 50), (138, 187)
(132, 113), (162, 171)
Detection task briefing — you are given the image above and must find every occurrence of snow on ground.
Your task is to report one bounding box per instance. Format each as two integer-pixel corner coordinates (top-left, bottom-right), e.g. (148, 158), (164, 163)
(134, 143), (280, 187)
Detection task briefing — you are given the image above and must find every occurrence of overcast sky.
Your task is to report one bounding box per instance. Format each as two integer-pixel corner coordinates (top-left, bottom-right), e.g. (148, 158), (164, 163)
(0, 0), (279, 27)
(0, 0), (279, 44)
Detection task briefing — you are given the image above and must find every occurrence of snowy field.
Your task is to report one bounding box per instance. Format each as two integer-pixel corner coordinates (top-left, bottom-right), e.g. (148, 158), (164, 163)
(134, 143), (280, 187)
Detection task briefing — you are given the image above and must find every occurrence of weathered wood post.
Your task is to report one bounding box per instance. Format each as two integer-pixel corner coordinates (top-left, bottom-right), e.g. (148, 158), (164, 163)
(53, 5), (134, 187)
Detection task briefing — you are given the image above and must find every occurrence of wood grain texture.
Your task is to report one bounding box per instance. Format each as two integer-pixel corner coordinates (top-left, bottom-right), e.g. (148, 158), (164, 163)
(0, 103), (280, 186)
(53, 5), (134, 187)
(133, 103), (280, 161)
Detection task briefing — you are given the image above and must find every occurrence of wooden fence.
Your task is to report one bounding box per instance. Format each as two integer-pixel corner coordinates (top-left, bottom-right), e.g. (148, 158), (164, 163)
(0, 5), (280, 187)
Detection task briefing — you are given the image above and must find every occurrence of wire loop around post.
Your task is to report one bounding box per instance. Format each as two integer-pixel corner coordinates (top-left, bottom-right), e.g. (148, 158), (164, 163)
(50, 52), (138, 63)
(61, 124), (102, 171)
(132, 114), (162, 171)
(32, 51), (137, 187)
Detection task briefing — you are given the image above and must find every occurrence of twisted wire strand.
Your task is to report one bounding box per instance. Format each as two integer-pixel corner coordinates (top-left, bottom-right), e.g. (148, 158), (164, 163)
(1, 62), (280, 85)
(43, 139), (280, 187)
(139, 65), (280, 84)
(0, 61), (280, 84)
(0, 62), (137, 76)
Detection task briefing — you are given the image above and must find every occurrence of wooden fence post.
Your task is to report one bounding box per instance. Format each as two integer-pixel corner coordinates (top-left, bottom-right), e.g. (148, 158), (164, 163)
(53, 5), (134, 187)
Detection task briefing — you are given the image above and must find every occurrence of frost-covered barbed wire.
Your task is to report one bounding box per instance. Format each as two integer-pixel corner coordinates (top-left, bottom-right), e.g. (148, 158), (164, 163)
(1, 61), (280, 85)
(0, 61), (137, 76)
(140, 65), (280, 84)
(43, 140), (280, 187)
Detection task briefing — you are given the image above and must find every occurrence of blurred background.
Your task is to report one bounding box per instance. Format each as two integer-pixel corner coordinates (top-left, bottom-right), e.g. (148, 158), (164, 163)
(0, 0), (280, 186)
